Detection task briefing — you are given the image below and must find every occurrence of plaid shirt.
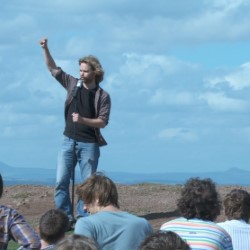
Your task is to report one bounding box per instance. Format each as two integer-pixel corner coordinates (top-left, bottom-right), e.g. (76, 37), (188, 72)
(0, 205), (41, 249)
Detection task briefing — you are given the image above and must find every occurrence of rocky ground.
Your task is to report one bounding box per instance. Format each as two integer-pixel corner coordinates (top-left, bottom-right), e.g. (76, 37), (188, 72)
(2, 183), (250, 230)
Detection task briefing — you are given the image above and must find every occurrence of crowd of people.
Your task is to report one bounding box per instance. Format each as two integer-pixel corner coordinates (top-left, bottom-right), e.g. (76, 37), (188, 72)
(1, 172), (250, 250)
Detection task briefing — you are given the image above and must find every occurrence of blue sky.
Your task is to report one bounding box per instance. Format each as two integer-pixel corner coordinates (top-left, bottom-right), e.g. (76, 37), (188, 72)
(1, 0), (250, 174)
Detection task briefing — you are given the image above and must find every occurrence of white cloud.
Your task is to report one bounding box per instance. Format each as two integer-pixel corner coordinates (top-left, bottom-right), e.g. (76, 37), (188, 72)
(206, 62), (250, 90)
(122, 53), (197, 75)
(240, 127), (250, 140)
(158, 128), (198, 142)
(1, 0), (250, 173)
(108, 53), (198, 89)
(149, 90), (195, 106)
(208, 0), (247, 10)
(0, 13), (38, 45)
(2, 127), (13, 137)
(199, 91), (248, 111)
(0, 113), (60, 138)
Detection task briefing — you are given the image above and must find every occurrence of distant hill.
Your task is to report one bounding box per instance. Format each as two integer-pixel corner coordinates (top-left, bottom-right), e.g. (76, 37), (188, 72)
(0, 161), (249, 186)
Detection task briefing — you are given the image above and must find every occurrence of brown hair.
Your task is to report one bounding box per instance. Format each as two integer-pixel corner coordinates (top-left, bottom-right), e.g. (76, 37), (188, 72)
(39, 209), (69, 244)
(54, 234), (99, 250)
(76, 173), (119, 208)
(79, 55), (104, 84)
(224, 189), (250, 222)
(177, 177), (221, 221)
(139, 230), (190, 250)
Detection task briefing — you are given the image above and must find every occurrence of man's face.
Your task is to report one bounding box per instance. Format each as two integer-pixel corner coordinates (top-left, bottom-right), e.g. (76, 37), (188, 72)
(79, 62), (95, 85)
(84, 199), (100, 214)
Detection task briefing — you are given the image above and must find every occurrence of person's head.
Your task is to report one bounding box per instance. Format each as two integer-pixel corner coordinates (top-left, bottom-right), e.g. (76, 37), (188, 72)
(223, 189), (250, 222)
(76, 172), (119, 214)
(79, 55), (104, 85)
(177, 177), (221, 221)
(54, 234), (99, 250)
(39, 209), (69, 245)
(139, 230), (190, 250)
(0, 174), (3, 198)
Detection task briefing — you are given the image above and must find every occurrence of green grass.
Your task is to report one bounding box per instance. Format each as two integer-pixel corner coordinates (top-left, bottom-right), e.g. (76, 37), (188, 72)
(8, 240), (19, 250)
(11, 192), (34, 199)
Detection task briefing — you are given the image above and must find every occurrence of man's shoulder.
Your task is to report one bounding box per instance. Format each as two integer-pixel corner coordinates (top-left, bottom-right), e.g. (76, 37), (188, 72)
(0, 205), (19, 217)
(96, 86), (110, 96)
(160, 217), (184, 229)
(161, 217), (225, 230)
(218, 219), (250, 229)
(79, 211), (147, 223)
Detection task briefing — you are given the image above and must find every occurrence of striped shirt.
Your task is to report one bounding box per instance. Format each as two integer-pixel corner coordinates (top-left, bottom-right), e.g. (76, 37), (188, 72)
(160, 217), (233, 250)
(217, 219), (250, 250)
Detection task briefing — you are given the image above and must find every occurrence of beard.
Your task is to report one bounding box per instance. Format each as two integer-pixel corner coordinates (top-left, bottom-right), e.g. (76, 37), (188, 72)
(82, 75), (95, 85)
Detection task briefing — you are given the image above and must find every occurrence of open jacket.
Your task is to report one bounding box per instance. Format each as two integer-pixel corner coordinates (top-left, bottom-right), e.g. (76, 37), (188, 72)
(51, 67), (111, 146)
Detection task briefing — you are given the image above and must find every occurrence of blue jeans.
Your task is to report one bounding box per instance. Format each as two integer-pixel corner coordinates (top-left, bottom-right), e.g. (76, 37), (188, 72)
(55, 136), (100, 220)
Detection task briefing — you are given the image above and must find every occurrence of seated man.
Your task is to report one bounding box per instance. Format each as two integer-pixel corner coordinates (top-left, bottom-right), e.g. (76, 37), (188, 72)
(139, 230), (190, 250)
(39, 209), (69, 249)
(74, 173), (153, 250)
(160, 177), (233, 250)
(54, 234), (99, 250)
(217, 189), (250, 250)
(0, 174), (40, 249)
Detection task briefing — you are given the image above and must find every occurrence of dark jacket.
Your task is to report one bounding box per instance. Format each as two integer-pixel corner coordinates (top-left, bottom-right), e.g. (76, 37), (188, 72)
(51, 68), (111, 146)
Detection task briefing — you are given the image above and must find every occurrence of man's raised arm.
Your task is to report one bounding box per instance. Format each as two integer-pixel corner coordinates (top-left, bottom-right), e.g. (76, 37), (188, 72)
(39, 38), (58, 73)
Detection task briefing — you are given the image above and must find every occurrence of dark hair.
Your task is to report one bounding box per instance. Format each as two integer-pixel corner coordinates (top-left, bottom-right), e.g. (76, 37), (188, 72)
(0, 174), (3, 198)
(39, 209), (69, 244)
(76, 173), (119, 208)
(224, 189), (250, 222)
(79, 55), (104, 84)
(54, 234), (99, 250)
(139, 230), (190, 250)
(177, 177), (221, 221)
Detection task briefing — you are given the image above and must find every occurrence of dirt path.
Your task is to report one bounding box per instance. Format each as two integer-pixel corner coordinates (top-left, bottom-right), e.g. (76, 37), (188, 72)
(2, 183), (250, 230)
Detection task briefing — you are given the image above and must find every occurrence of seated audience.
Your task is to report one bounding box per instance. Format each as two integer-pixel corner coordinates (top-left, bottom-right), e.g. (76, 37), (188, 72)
(74, 172), (153, 250)
(160, 177), (233, 250)
(217, 189), (250, 250)
(139, 230), (190, 250)
(54, 234), (99, 250)
(39, 208), (69, 249)
(0, 173), (41, 249)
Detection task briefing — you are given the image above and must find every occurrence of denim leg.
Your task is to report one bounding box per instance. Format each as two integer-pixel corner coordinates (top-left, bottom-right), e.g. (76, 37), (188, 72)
(54, 136), (76, 221)
(75, 142), (100, 217)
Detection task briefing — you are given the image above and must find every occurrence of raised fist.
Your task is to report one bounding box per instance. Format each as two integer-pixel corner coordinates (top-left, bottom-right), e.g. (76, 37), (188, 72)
(39, 38), (48, 48)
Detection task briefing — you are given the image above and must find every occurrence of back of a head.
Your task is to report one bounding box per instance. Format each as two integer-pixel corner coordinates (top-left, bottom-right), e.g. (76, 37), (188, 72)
(139, 231), (190, 250)
(76, 172), (119, 208)
(224, 189), (250, 222)
(0, 174), (3, 198)
(177, 177), (221, 221)
(54, 234), (99, 250)
(39, 209), (69, 244)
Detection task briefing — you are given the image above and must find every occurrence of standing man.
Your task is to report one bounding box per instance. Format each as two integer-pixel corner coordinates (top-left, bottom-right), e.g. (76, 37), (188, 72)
(39, 38), (111, 227)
